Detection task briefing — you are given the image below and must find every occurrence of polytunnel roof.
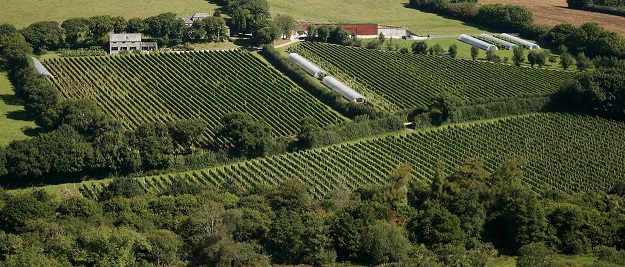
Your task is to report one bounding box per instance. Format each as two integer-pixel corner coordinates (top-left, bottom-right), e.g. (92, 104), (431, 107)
(322, 76), (364, 100)
(31, 57), (53, 78)
(289, 53), (324, 75)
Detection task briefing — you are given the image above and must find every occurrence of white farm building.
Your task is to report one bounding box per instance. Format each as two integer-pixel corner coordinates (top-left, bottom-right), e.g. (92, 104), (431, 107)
(479, 34), (519, 50)
(322, 76), (365, 103)
(289, 53), (326, 78)
(458, 34), (498, 51)
(501, 33), (540, 50)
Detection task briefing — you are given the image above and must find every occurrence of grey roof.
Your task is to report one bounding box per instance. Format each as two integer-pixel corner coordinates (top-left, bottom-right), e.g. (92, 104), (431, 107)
(31, 57), (53, 78)
(181, 17), (193, 24)
(109, 33), (142, 42)
(191, 13), (210, 20)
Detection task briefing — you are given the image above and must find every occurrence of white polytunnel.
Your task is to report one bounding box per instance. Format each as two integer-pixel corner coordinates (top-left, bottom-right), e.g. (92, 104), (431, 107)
(458, 34), (498, 51)
(479, 34), (519, 50)
(322, 76), (365, 103)
(289, 53), (326, 78)
(501, 33), (540, 50)
(31, 57), (53, 78)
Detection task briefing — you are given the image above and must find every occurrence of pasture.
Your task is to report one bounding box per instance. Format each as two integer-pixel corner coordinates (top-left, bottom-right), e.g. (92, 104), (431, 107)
(0, 0), (218, 28)
(0, 72), (37, 146)
(269, 0), (493, 35)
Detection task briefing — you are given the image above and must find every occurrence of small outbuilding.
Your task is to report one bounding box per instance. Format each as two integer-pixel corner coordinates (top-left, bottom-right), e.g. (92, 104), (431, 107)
(289, 53), (326, 78)
(378, 26), (408, 38)
(501, 33), (540, 50)
(458, 34), (498, 51)
(322, 76), (365, 103)
(191, 13), (210, 21)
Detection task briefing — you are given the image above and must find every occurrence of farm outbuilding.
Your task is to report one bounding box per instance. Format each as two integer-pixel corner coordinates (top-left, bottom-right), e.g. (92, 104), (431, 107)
(289, 53), (326, 78)
(322, 76), (365, 103)
(31, 57), (53, 78)
(501, 33), (540, 50)
(378, 26), (408, 38)
(458, 34), (498, 51)
(479, 34), (519, 50)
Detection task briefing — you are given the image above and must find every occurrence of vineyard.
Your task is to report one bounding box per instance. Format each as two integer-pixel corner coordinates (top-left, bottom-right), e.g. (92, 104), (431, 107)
(288, 42), (574, 112)
(45, 50), (345, 142)
(81, 113), (625, 199)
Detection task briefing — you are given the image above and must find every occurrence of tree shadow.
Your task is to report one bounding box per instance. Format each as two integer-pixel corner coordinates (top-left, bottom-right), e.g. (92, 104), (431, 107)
(206, 0), (229, 13)
(0, 93), (24, 106)
(22, 126), (43, 137)
(5, 110), (33, 121)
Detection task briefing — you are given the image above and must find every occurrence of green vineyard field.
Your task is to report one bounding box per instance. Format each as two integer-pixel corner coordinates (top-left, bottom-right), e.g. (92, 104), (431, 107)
(82, 113), (625, 199)
(288, 42), (574, 112)
(45, 50), (345, 142)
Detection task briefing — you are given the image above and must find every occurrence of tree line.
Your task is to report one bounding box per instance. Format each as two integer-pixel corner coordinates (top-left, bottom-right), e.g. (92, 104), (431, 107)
(567, 0), (625, 17)
(408, 0), (625, 59)
(1, 159), (625, 266)
(16, 12), (228, 54)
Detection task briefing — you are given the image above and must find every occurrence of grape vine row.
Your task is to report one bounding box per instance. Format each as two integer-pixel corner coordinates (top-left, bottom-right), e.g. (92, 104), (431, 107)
(288, 42), (574, 112)
(45, 50), (346, 142)
(81, 113), (625, 199)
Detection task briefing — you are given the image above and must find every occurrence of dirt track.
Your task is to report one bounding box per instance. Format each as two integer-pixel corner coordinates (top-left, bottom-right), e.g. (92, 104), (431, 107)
(479, 0), (625, 35)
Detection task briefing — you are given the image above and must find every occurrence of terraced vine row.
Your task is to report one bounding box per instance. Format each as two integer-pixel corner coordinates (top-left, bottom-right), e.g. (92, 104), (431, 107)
(288, 42), (574, 111)
(45, 50), (345, 142)
(81, 113), (625, 199)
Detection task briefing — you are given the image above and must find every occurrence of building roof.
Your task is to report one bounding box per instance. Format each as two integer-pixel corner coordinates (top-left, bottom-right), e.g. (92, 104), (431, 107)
(191, 13), (210, 20)
(109, 33), (142, 42)
(181, 17), (193, 24)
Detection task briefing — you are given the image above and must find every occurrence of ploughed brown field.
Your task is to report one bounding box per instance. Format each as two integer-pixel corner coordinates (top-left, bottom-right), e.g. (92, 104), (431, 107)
(480, 0), (625, 36)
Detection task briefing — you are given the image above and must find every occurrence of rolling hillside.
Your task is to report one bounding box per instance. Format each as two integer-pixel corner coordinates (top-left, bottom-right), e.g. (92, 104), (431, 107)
(82, 113), (625, 199)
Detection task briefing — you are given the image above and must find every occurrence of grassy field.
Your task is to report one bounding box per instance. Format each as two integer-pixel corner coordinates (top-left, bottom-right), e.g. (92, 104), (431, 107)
(269, 0), (493, 36)
(0, 0), (218, 28)
(0, 72), (36, 146)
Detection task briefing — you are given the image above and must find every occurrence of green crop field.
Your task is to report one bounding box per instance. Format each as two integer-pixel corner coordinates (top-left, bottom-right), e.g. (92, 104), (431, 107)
(45, 51), (345, 142)
(269, 0), (491, 36)
(80, 113), (625, 199)
(288, 42), (574, 111)
(0, 72), (37, 146)
(0, 0), (218, 28)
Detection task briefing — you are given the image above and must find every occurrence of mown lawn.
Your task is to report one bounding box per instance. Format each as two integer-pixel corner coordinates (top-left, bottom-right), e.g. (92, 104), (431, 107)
(0, 72), (36, 146)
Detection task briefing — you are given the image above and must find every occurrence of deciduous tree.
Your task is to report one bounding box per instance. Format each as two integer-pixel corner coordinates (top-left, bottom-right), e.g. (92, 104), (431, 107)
(274, 14), (295, 39)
